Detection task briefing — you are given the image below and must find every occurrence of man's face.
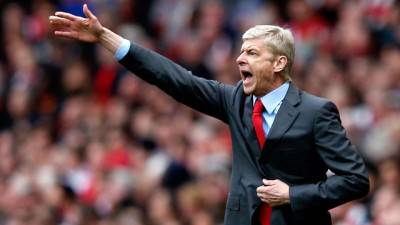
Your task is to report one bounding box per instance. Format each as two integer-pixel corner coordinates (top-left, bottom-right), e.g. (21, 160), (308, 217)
(236, 38), (280, 96)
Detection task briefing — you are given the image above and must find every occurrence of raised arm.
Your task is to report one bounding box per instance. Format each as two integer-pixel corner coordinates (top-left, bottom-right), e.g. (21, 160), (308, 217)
(49, 5), (235, 122)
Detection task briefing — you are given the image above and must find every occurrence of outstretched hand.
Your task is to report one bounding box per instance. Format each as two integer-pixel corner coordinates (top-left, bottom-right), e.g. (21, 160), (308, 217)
(49, 4), (103, 42)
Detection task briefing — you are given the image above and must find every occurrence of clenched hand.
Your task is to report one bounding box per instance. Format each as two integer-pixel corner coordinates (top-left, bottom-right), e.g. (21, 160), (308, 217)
(256, 179), (290, 207)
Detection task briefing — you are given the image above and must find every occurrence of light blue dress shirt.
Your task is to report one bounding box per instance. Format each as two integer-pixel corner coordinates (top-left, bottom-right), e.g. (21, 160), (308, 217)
(115, 40), (289, 137)
(253, 82), (290, 137)
(115, 39), (131, 61)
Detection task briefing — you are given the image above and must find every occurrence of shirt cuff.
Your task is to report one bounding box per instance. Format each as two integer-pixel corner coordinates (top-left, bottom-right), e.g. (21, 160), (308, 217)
(114, 39), (131, 61)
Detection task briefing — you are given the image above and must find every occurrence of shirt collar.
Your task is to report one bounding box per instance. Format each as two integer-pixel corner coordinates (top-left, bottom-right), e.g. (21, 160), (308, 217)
(253, 82), (290, 114)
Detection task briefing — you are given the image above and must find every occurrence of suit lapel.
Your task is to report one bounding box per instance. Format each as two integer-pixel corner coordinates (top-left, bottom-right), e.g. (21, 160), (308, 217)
(263, 83), (300, 154)
(243, 96), (262, 160)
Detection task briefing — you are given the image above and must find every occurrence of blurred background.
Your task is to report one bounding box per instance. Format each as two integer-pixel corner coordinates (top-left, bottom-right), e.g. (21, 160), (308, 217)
(0, 0), (399, 224)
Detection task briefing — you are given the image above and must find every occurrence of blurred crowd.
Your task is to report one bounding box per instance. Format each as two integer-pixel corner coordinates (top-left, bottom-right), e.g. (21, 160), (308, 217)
(0, 0), (399, 225)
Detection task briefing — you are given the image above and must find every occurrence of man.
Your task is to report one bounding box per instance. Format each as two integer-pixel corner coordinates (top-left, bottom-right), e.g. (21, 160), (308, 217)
(49, 4), (369, 225)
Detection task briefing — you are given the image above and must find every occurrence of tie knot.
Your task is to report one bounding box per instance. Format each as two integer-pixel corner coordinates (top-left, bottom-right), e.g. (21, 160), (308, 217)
(253, 98), (264, 114)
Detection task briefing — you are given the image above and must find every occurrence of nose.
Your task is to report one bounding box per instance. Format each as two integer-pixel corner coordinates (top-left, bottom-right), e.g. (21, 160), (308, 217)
(236, 52), (246, 66)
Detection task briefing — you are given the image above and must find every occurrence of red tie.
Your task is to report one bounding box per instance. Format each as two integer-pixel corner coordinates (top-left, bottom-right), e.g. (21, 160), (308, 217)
(252, 98), (272, 225)
(253, 98), (265, 149)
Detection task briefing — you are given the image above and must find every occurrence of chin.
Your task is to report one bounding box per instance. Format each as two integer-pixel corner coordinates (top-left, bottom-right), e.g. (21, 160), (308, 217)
(243, 87), (254, 95)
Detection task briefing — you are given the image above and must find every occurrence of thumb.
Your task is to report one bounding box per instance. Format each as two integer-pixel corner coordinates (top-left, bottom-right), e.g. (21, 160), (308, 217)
(263, 179), (275, 186)
(83, 4), (96, 19)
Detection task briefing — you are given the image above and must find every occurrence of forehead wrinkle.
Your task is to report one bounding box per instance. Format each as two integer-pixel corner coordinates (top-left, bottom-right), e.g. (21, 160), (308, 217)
(241, 43), (260, 53)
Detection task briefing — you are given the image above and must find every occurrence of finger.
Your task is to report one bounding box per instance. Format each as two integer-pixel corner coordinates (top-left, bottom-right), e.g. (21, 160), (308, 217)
(83, 4), (96, 19)
(256, 186), (268, 194)
(55, 12), (82, 21)
(260, 186), (279, 196)
(54, 31), (76, 39)
(258, 193), (281, 204)
(260, 197), (275, 205)
(49, 16), (72, 26)
(263, 179), (275, 186)
(258, 194), (269, 203)
(257, 191), (276, 200)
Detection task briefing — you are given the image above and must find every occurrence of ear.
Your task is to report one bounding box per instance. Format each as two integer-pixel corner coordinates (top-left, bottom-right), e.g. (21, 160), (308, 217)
(273, 56), (288, 73)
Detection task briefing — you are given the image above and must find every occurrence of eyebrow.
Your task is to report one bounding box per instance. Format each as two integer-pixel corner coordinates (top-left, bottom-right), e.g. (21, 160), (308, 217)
(240, 47), (259, 54)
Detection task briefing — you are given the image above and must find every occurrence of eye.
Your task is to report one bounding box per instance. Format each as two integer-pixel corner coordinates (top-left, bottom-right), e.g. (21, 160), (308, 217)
(248, 50), (257, 56)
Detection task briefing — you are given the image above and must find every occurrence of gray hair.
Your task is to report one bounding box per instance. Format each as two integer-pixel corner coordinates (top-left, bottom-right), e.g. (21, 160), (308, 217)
(243, 25), (294, 80)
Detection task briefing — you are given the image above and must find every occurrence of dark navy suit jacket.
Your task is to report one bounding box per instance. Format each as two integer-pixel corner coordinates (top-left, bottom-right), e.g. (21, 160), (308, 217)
(119, 43), (369, 225)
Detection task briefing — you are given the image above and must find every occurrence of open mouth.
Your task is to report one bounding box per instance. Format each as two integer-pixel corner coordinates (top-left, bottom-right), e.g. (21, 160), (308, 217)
(241, 70), (253, 85)
(242, 71), (253, 79)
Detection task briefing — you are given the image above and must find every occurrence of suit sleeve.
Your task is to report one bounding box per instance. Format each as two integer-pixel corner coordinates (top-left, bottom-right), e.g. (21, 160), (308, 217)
(289, 101), (369, 212)
(118, 42), (234, 123)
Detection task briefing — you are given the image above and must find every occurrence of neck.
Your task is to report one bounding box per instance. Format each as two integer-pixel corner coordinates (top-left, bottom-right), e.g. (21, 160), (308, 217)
(254, 77), (286, 97)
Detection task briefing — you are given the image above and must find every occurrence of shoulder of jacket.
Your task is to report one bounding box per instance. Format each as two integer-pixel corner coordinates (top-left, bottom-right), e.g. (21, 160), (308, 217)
(299, 90), (332, 110)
